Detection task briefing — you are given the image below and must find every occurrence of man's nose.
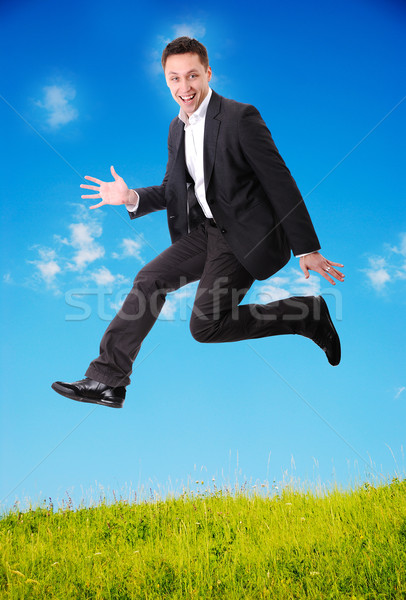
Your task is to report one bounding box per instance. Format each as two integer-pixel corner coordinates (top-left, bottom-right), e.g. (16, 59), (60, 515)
(179, 78), (192, 93)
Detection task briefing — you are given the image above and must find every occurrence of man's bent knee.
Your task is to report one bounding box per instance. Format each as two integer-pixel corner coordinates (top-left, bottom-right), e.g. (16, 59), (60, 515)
(189, 315), (219, 343)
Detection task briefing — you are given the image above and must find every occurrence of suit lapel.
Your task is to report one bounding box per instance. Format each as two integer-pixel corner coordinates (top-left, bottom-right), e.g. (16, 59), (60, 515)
(172, 118), (186, 168)
(171, 119), (187, 193)
(203, 91), (222, 192)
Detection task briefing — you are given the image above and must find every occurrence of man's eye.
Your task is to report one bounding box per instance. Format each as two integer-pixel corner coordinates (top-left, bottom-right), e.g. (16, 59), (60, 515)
(189, 74), (197, 79)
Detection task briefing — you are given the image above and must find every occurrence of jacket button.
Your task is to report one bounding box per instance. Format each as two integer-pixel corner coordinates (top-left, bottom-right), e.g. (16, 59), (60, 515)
(220, 228), (227, 234)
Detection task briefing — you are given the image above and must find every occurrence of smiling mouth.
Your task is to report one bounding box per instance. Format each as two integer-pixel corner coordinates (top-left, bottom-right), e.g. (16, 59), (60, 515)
(179, 94), (196, 105)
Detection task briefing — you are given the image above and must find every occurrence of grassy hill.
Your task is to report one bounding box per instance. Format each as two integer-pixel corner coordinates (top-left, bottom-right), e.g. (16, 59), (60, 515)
(1, 479), (406, 599)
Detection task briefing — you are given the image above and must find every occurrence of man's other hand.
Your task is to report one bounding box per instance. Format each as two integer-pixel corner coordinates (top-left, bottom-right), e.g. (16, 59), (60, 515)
(299, 252), (345, 285)
(80, 166), (132, 209)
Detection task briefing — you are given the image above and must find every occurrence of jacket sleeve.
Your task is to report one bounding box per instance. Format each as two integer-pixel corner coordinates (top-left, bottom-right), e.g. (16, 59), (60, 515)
(238, 104), (320, 256)
(128, 126), (175, 221)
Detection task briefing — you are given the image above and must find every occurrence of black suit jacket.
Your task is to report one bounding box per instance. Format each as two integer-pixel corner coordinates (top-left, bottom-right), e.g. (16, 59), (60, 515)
(130, 90), (320, 281)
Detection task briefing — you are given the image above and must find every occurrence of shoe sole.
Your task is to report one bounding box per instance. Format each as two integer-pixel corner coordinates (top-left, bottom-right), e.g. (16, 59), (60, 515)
(319, 296), (341, 366)
(51, 383), (124, 408)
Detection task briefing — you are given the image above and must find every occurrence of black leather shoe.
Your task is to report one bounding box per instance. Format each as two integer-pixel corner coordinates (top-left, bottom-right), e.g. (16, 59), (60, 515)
(51, 377), (125, 408)
(309, 296), (341, 366)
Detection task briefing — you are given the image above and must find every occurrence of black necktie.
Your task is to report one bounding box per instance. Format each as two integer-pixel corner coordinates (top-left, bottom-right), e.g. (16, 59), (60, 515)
(185, 168), (206, 231)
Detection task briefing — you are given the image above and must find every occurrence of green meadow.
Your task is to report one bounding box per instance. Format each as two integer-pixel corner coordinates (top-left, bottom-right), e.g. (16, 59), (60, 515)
(1, 479), (406, 599)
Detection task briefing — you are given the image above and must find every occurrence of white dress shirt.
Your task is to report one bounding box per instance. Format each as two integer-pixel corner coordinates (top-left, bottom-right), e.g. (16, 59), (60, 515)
(180, 87), (213, 218)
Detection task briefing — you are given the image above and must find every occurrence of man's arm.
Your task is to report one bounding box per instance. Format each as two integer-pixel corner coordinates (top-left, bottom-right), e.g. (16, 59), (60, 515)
(238, 104), (319, 256)
(80, 123), (177, 217)
(238, 105), (344, 285)
(128, 123), (179, 220)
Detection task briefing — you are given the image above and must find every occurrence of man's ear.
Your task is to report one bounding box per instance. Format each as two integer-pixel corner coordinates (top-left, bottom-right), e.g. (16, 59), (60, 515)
(207, 66), (212, 82)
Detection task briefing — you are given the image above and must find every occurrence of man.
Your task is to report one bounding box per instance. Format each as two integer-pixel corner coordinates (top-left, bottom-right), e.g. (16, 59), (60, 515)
(52, 37), (344, 409)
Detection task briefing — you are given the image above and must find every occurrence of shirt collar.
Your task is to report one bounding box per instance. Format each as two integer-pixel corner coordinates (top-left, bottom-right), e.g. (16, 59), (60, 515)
(178, 87), (212, 128)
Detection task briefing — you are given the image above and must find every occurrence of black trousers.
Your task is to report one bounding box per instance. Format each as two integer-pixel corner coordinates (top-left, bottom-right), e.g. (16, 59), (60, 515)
(86, 219), (316, 387)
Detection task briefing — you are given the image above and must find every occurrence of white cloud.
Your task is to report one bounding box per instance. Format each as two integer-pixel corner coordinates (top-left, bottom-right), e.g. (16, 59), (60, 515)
(3, 273), (12, 284)
(87, 267), (129, 288)
(37, 260), (61, 283)
(159, 283), (198, 320)
(112, 238), (144, 262)
(70, 222), (98, 247)
(364, 234), (406, 292)
(290, 268), (321, 297)
(67, 222), (104, 271)
(390, 232), (406, 257)
(172, 22), (206, 39)
(365, 257), (391, 291)
(89, 266), (116, 287)
(254, 269), (320, 304)
(29, 206), (105, 291)
(35, 83), (78, 128)
(256, 276), (290, 302)
(395, 386), (405, 400)
(150, 22), (207, 77)
(160, 297), (178, 320)
(30, 247), (61, 288)
(109, 298), (125, 312)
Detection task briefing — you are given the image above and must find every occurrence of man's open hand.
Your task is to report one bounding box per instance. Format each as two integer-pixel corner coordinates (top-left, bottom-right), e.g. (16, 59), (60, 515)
(299, 252), (344, 285)
(80, 166), (132, 209)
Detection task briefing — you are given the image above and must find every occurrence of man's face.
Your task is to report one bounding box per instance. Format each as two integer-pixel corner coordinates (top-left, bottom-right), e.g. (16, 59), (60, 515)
(164, 52), (212, 116)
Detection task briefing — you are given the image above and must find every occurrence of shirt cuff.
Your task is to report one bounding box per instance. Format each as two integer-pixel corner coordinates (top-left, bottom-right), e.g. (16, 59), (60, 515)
(295, 249), (320, 258)
(126, 189), (140, 212)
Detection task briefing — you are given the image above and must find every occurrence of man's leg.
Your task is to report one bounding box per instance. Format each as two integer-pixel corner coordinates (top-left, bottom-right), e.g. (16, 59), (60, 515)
(52, 224), (209, 407)
(85, 224), (208, 388)
(189, 221), (340, 364)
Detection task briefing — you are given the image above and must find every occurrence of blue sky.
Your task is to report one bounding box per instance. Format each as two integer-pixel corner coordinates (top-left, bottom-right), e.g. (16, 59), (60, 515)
(1, 0), (405, 510)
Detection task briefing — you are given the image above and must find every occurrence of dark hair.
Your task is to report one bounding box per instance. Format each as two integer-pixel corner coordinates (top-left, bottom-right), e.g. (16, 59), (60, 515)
(161, 36), (209, 70)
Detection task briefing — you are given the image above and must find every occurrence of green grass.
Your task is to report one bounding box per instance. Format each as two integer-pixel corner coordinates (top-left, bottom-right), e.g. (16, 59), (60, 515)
(1, 479), (406, 599)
